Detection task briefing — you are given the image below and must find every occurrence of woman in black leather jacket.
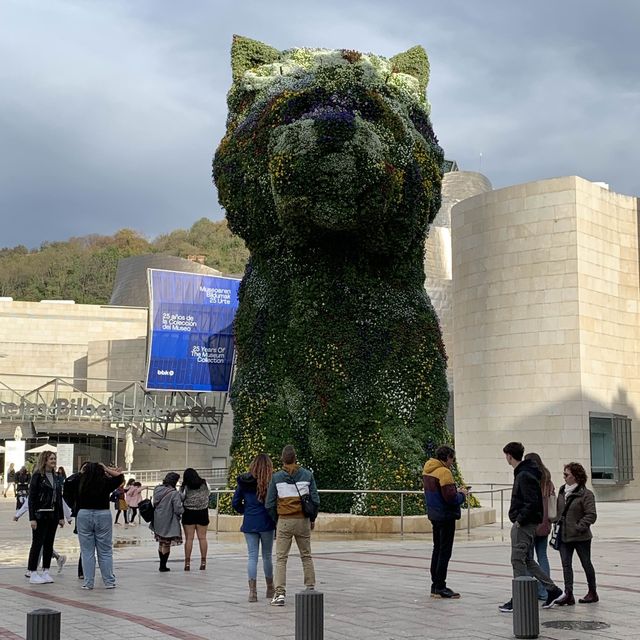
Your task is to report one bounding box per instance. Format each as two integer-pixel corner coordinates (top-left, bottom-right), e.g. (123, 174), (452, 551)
(27, 450), (64, 584)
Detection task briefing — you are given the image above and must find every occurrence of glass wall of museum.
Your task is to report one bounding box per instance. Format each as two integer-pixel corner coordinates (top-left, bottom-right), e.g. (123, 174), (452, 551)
(589, 412), (634, 484)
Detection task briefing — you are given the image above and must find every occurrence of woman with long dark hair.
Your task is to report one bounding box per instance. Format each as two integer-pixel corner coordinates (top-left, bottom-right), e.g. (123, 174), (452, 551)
(552, 462), (598, 606)
(66, 462), (124, 590)
(152, 472), (184, 572)
(180, 468), (210, 571)
(524, 452), (555, 599)
(232, 454), (276, 602)
(27, 450), (64, 584)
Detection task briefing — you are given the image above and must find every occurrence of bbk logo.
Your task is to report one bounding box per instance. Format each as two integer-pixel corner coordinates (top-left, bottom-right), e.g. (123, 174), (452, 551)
(157, 370), (175, 376)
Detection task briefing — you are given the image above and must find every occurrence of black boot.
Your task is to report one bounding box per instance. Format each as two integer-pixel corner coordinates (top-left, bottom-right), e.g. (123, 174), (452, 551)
(159, 551), (171, 572)
(579, 589), (599, 603)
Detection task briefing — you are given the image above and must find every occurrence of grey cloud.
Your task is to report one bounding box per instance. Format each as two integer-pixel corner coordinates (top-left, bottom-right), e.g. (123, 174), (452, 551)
(0, 0), (638, 249)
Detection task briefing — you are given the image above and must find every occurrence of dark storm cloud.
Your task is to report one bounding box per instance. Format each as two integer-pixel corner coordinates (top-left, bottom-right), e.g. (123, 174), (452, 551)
(0, 0), (638, 249)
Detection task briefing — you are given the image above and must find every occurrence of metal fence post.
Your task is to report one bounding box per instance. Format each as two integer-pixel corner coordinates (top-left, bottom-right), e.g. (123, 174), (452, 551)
(295, 590), (323, 640)
(400, 492), (404, 537)
(26, 609), (61, 640)
(512, 577), (539, 639)
(500, 490), (504, 530)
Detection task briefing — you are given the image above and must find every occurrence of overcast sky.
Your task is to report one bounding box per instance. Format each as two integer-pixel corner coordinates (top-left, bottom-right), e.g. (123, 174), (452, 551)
(1, 0), (638, 249)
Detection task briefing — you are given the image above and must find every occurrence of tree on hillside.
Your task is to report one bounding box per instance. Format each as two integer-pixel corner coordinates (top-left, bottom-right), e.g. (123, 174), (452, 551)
(0, 219), (248, 303)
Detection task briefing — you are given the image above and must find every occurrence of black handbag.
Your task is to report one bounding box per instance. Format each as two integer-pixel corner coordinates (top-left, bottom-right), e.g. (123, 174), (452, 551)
(138, 498), (154, 523)
(549, 493), (574, 550)
(289, 474), (318, 522)
(549, 521), (561, 550)
(139, 488), (172, 525)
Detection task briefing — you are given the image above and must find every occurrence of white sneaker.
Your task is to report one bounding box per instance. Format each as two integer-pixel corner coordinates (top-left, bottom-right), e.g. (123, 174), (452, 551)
(56, 554), (67, 573)
(41, 570), (54, 583)
(270, 594), (285, 606)
(25, 570), (31, 578)
(29, 573), (47, 584)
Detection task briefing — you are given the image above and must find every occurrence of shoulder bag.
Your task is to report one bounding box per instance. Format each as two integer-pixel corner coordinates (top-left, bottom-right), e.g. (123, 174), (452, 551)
(139, 488), (172, 525)
(288, 474), (318, 522)
(549, 493), (574, 550)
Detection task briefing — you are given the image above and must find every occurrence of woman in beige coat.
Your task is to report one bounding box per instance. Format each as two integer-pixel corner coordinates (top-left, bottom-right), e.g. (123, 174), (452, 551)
(552, 462), (598, 606)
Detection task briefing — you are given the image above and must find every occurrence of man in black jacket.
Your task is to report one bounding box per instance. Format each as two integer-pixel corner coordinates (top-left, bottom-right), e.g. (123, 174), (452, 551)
(499, 442), (563, 613)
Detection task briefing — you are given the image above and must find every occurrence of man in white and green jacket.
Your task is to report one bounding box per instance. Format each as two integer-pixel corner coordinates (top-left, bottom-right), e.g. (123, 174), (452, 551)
(265, 445), (320, 606)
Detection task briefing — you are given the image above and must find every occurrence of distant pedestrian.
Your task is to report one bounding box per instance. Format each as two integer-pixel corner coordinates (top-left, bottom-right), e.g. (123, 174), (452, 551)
(4, 463), (16, 497)
(152, 472), (184, 572)
(67, 462), (124, 590)
(113, 481), (129, 527)
(27, 451), (64, 585)
(180, 468), (210, 571)
(552, 462), (598, 606)
(15, 466), (30, 510)
(232, 454), (276, 602)
(422, 445), (469, 599)
(498, 442), (563, 613)
(265, 445), (319, 607)
(523, 452), (555, 600)
(56, 467), (67, 485)
(125, 480), (144, 525)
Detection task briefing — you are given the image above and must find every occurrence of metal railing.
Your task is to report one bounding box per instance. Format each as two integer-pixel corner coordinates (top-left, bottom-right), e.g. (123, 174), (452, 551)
(201, 484), (513, 535)
(128, 467), (228, 487)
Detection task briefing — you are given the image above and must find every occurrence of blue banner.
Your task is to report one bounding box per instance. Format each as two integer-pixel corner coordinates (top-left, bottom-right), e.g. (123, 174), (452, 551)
(145, 269), (241, 392)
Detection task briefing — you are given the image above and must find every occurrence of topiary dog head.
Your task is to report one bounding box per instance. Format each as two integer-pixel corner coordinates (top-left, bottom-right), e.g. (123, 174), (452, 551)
(213, 36), (444, 258)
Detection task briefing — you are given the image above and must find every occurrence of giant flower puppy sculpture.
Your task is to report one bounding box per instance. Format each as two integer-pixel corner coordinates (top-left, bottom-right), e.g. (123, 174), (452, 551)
(214, 36), (451, 514)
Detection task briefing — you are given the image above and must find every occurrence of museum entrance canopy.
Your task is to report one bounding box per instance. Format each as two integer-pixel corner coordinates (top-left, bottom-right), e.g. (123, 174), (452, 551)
(0, 377), (227, 445)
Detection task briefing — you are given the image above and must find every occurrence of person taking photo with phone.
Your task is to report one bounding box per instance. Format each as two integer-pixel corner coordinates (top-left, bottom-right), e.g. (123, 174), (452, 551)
(422, 445), (469, 599)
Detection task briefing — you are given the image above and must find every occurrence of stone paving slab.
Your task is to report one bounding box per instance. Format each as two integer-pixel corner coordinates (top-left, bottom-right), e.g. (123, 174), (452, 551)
(0, 498), (639, 639)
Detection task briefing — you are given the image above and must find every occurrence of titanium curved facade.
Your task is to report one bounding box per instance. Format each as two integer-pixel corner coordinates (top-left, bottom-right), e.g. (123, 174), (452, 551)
(424, 171), (492, 425)
(110, 254), (221, 307)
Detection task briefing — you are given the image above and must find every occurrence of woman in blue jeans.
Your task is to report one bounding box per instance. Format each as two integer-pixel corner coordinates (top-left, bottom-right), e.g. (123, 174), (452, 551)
(67, 462), (124, 590)
(524, 452), (556, 599)
(232, 454), (276, 602)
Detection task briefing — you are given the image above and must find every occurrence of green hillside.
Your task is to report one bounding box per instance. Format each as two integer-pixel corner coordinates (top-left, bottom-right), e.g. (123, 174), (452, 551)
(0, 218), (249, 304)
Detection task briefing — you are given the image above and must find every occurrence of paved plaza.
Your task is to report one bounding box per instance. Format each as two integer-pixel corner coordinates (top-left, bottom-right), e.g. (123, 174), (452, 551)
(0, 498), (639, 640)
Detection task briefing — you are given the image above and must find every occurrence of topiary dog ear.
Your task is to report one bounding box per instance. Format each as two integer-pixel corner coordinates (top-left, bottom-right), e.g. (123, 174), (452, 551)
(231, 35), (280, 83)
(390, 46), (430, 94)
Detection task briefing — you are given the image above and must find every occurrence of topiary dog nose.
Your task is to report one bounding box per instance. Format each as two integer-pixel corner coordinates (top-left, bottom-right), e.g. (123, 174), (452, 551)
(312, 107), (356, 151)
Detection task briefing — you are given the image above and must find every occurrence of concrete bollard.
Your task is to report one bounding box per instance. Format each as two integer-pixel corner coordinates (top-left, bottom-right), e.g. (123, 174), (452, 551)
(26, 609), (61, 640)
(295, 590), (323, 640)
(512, 577), (539, 639)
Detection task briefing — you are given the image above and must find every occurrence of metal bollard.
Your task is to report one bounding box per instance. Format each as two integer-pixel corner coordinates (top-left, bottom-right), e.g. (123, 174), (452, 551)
(295, 590), (323, 640)
(26, 609), (61, 640)
(512, 577), (539, 639)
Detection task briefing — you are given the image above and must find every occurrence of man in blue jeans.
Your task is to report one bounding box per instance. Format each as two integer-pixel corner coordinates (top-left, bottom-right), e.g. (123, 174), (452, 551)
(423, 446), (468, 598)
(499, 442), (563, 612)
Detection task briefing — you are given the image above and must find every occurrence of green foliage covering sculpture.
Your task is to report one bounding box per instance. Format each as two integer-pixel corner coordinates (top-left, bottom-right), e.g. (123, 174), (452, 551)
(213, 36), (452, 514)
